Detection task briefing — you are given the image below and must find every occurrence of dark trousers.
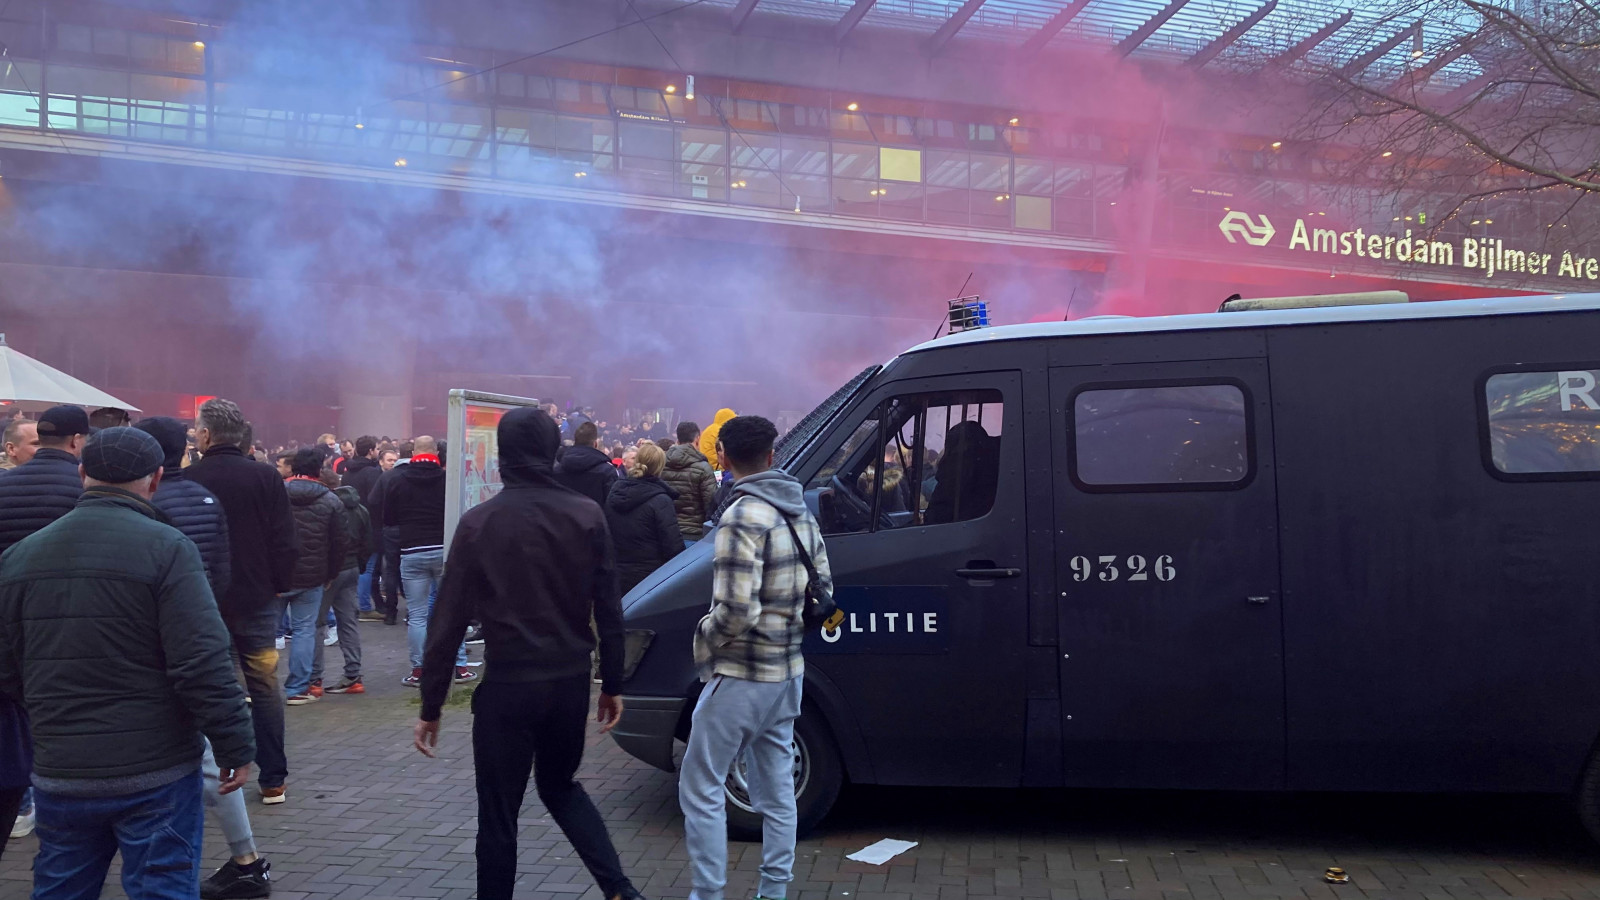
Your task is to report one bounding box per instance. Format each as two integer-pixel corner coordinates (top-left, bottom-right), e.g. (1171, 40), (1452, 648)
(472, 678), (633, 900)
(236, 636), (288, 789)
(0, 785), (24, 864)
(380, 527), (401, 618)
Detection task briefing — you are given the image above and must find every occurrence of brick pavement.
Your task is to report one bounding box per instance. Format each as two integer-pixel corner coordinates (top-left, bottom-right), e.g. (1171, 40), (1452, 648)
(4, 622), (1600, 899)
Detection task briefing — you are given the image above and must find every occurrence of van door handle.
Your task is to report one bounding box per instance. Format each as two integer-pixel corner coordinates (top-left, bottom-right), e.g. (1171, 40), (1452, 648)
(956, 567), (1022, 579)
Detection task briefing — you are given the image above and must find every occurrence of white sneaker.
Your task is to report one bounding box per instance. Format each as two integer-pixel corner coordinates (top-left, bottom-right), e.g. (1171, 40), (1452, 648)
(324, 626), (339, 646)
(10, 806), (34, 839)
(274, 636), (286, 651)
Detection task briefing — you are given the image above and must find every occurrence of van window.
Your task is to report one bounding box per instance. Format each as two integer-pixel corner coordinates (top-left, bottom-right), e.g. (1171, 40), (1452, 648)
(1072, 384), (1250, 489)
(1484, 368), (1600, 477)
(807, 389), (1003, 534)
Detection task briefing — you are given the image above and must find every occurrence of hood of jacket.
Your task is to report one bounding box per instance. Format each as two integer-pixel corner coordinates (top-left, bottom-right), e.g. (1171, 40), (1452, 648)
(498, 407), (566, 489)
(285, 478), (332, 506)
(664, 443), (709, 471)
(606, 476), (676, 514)
(730, 469), (806, 519)
(558, 444), (615, 476)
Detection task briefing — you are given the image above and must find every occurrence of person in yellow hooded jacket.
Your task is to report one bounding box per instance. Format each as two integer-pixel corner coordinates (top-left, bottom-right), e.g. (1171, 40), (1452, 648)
(697, 409), (737, 464)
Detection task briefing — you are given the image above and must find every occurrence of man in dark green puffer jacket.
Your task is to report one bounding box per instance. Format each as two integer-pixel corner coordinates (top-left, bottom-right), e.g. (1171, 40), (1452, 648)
(0, 426), (254, 899)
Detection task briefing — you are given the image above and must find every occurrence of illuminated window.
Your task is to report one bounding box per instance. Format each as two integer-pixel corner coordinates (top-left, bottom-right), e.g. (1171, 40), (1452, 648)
(879, 146), (921, 183)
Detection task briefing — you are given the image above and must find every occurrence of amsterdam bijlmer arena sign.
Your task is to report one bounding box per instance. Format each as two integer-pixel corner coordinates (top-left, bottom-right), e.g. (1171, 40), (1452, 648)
(1218, 210), (1600, 282)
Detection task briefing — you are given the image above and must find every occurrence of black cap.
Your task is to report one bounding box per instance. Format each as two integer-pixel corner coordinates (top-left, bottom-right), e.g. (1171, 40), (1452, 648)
(36, 405), (90, 438)
(81, 426), (165, 484)
(133, 416), (189, 471)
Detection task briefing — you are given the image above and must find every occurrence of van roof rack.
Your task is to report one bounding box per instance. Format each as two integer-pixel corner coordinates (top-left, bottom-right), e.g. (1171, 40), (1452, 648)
(1218, 290), (1410, 313)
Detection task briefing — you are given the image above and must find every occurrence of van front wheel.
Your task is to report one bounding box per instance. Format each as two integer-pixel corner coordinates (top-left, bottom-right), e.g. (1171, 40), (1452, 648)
(723, 709), (843, 842)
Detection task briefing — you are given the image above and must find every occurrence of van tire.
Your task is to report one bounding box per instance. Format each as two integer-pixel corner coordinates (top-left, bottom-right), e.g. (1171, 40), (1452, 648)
(724, 707), (843, 842)
(1575, 745), (1600, 844)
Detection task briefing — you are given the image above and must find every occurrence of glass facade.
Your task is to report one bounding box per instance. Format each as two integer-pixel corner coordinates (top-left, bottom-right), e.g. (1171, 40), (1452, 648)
(0, 12), (1575, 269)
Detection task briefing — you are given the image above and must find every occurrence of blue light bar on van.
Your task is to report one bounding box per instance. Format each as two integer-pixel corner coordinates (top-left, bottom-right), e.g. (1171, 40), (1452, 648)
(947, 295), (990, 333)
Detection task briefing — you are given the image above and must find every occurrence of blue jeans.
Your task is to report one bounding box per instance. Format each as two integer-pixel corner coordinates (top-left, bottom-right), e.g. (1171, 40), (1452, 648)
(400, 549), (466, 670)
(680, 675), (803, 900)
(32, 770), (204, 900)
(357, 552), (379, 612)
(282, 586), (325, 696)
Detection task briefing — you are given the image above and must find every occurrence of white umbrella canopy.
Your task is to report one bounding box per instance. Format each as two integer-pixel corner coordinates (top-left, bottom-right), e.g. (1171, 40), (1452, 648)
(0, 333), (141, 415)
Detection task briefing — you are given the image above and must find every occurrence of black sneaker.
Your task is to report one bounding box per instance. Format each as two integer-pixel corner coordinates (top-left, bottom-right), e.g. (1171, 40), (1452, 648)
(464, 626), (485, 645)
(201, 857), (271, 899)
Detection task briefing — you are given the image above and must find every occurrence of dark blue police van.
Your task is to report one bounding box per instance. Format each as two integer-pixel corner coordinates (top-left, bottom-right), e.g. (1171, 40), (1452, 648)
(611, 292), (1600, 841)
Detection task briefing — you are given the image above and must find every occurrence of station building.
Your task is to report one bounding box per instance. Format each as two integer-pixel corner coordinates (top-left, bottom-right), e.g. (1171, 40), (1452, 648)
(0, 0), (1588, 438)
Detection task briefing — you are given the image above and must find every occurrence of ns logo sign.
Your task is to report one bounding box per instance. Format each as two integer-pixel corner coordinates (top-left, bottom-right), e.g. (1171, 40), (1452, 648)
(1218, 210), (1277, 247)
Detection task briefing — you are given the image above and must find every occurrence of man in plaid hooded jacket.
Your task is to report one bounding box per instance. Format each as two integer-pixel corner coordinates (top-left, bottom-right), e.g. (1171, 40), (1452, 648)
(682, 415), (832, 900)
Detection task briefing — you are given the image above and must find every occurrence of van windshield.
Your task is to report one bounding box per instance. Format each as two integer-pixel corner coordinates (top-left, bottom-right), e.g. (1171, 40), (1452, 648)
(774, 366), (881, 471)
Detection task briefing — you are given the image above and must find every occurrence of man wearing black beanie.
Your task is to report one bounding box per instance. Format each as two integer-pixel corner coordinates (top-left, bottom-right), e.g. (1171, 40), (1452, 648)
(412, 407), (643, 900)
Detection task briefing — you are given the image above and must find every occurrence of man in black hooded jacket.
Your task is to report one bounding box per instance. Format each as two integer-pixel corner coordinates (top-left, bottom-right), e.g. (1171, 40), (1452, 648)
(555, 421), (617, 507)
(414, 408), (643, 900)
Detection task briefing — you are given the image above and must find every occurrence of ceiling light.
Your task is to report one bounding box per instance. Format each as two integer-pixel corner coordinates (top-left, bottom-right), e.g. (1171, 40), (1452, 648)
(394, 158), (407, 167)
(1411, 27), (1424, 58)
(685, 75), (695, 100)
(574, 171), (588, 178)
(193, 41), (206, 49)
(1009, 117), (1020, 126)
(354, 122), (364, 130)
(1485, 218), (1493, 224)
(846, 102), (859, 112)
(1470, 219), (1480, 225)
(665, 84), (676, 94)
(1381, 150), (1393, 157)
(1270, 141), (1282, 149)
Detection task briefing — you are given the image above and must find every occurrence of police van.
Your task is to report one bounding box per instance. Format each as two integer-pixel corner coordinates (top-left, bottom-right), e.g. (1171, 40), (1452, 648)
(612, 292), (1600, 841)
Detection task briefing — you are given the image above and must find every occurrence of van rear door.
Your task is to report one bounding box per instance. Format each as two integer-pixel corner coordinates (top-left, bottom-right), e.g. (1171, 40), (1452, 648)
(1049, 357), (1284, 790)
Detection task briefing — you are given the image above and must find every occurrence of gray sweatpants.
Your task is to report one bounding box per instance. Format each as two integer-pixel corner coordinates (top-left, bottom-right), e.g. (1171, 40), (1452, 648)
(201, 738), (256, 859)
(679, 674), (803, 900)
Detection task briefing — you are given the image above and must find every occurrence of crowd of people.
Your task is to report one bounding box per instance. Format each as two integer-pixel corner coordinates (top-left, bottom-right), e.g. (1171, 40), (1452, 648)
(0, 396), (829, 900)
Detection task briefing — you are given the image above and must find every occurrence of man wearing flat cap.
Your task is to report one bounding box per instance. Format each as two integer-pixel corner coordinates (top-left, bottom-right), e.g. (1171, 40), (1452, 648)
(0, 426), (256, 898)
(0, 404), (91, 556)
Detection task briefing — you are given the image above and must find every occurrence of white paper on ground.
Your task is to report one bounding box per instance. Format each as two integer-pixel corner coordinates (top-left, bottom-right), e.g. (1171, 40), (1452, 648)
(847, 839), (919, 865)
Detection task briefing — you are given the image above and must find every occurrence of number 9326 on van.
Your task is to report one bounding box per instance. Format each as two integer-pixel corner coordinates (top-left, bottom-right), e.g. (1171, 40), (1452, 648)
(609, 291), (1600, 842)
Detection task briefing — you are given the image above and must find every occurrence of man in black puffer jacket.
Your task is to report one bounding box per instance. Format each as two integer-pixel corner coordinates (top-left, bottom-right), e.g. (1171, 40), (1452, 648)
(135, 416), (274, 898)
(136, 417), (231, 596)
(0, 427), (255, 896)
(555, 421), (617, 507)
(0, 405), (90, 556)
(281, 449), (347, 706)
